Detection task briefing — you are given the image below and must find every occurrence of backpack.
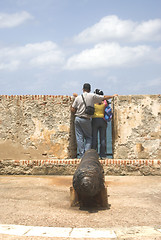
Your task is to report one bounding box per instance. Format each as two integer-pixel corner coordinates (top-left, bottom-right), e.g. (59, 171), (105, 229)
(104, 105), (112, 122)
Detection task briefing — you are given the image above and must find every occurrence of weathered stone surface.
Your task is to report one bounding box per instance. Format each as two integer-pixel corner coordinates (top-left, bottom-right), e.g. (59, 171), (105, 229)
(0, 94), (160, 162)
(0, 159), (160, 176)
(0, 95), (77, 160)
(113, 95), (161, 159)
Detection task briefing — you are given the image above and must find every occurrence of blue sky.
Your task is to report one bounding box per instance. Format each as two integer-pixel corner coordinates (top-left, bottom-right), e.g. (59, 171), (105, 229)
(0, 0), (161, 96)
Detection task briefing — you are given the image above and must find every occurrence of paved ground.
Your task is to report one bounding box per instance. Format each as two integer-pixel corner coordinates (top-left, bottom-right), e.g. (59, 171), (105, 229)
(0, 175), (161, 239)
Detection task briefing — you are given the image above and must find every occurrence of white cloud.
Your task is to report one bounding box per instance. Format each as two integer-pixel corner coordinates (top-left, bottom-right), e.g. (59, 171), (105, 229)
(0, 11), (33, 28)
(74, 15), (161, 44)
(0, 41), (65, 71)
(27, 42), (65, 66)
(133, 19), (161, 41)
(65, 42), (161, 70)
(0, 61), (20, 71)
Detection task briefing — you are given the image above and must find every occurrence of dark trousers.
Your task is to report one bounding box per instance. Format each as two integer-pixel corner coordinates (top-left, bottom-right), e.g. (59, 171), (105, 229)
(92, 118), (107, 158)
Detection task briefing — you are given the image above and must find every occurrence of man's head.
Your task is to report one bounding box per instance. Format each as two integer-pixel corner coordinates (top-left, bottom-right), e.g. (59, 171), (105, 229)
(83, 83), (91, 92)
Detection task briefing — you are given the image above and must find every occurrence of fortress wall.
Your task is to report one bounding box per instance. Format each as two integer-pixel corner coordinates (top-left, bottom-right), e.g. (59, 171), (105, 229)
(112, 95), (161, 159)
(0, 94), (160, 163)
(0, 95), (76, 161)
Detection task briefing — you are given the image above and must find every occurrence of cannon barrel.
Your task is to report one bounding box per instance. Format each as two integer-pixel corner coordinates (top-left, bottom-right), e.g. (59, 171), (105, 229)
(72, 149), (107, 208)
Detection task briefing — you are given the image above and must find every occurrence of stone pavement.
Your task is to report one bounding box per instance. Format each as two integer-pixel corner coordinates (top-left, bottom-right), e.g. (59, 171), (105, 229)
(0, 224), (161, 239)
(0, 175), (161, 239)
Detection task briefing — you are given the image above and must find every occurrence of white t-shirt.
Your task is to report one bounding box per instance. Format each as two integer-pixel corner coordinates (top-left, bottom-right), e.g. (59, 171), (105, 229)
(72, 92), (104, 118)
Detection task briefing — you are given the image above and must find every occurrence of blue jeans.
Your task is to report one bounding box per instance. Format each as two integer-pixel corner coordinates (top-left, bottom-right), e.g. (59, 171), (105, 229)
(75, 116), (92, 158)
(92, 118), (107, 158)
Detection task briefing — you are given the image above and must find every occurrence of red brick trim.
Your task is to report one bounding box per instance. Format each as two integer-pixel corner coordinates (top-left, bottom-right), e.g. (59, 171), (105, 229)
(0, 95), (73, 101)
(0, 159), (160, 167)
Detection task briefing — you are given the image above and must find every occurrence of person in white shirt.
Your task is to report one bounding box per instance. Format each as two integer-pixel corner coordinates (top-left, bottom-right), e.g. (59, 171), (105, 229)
(71, 83), (117, 158)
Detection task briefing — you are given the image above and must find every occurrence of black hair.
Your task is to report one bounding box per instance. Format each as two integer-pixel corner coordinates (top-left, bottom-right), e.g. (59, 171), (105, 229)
(94, 89), (104, 95)
(83, 83), (91, 92)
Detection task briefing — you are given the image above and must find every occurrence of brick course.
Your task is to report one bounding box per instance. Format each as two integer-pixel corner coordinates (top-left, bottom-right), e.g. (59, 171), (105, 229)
(0, 158), (160, 175)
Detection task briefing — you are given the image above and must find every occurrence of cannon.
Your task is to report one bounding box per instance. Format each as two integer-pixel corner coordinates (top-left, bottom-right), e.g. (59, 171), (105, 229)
(70, 149), (108, 209)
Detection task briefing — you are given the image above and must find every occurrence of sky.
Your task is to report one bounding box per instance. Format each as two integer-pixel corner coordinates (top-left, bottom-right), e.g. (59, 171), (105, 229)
(0, 0), (161, 96)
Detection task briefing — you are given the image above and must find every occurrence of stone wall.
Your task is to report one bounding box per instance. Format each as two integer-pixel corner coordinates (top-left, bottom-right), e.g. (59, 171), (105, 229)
(0, 158), (160, 176)
(0, 95), (76, 160)
(112, 95), (161, 159)
(0, 94), (160, 163)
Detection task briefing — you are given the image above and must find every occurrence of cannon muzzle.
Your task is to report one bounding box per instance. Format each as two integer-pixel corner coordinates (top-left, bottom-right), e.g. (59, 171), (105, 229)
(70, 149), (108, 208)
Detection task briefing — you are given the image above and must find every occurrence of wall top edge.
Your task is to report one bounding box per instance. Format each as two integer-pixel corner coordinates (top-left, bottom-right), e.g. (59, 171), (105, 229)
(0, 94), (160, 97)
(0, 94), (160, 102)
(115, 94), (161, 100)
(0, 95), (74, 100)
(0, 158), (160, 161)
(118, 94), (160, 97)
(0, 95), (73, 97)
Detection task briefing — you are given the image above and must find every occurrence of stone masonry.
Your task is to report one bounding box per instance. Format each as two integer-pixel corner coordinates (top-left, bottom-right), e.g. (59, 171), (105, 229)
(0, 95), (76, 160)
(112, 95), (161, 159)
(0, 94), (160, 175)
